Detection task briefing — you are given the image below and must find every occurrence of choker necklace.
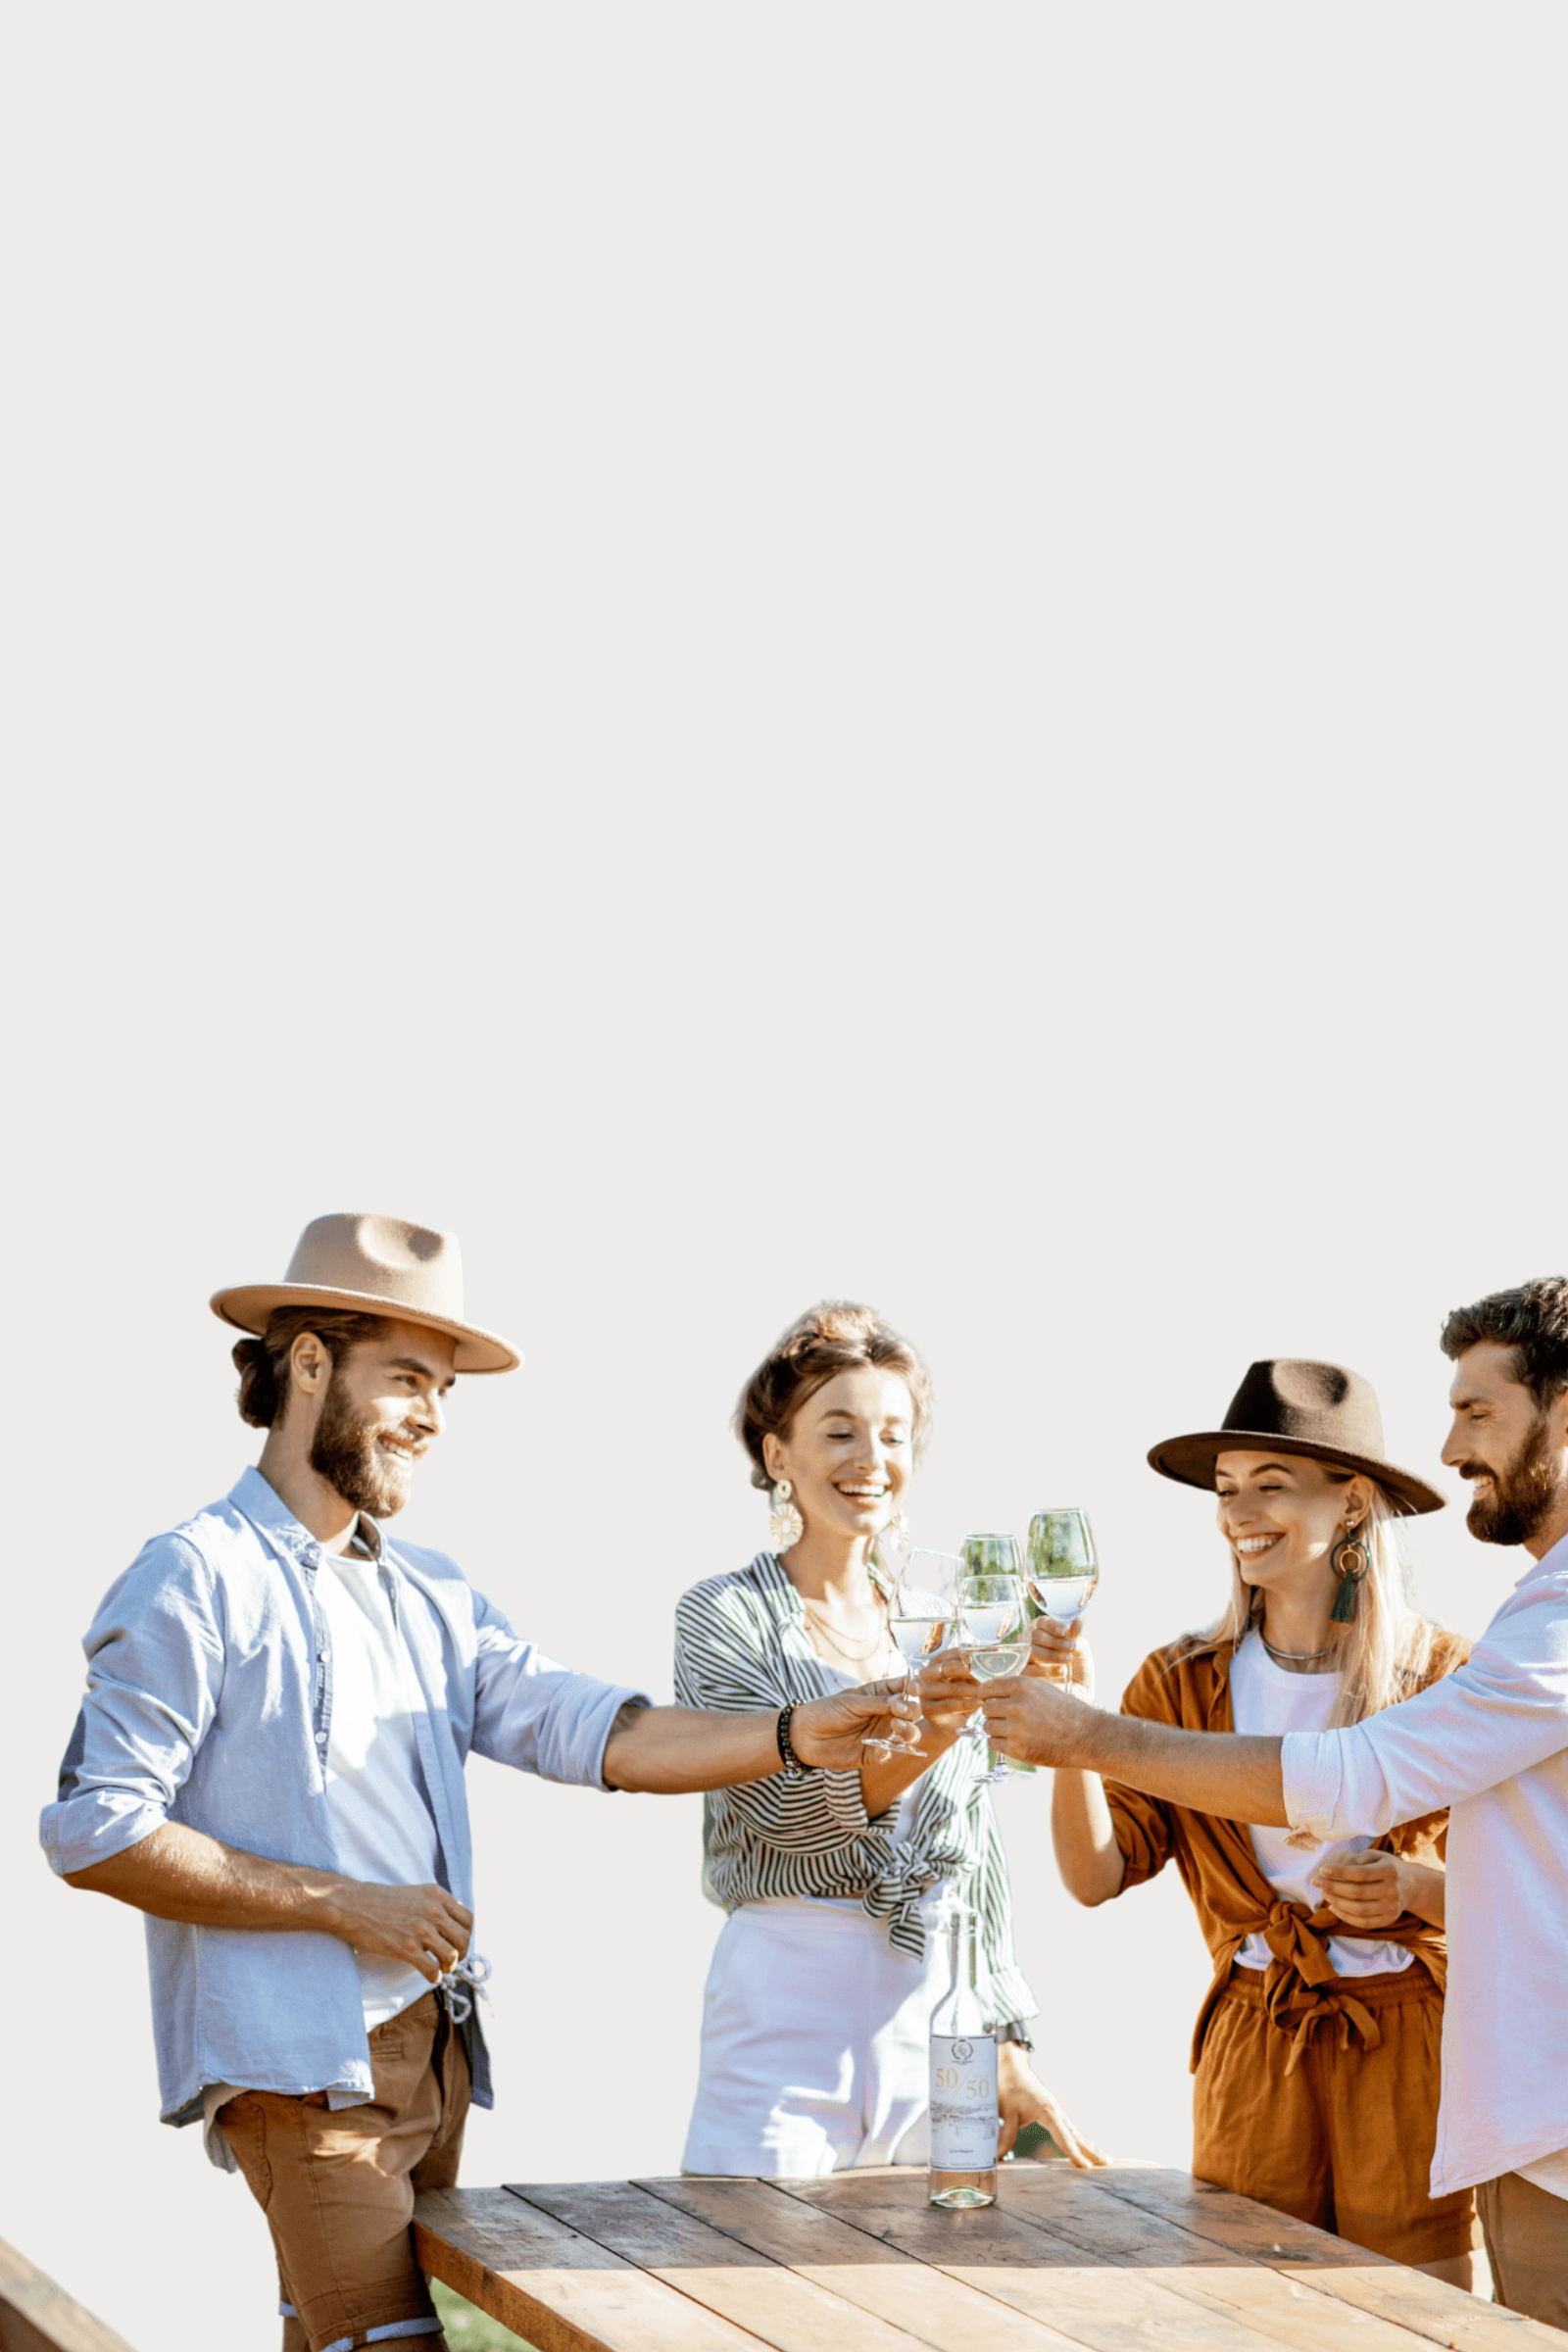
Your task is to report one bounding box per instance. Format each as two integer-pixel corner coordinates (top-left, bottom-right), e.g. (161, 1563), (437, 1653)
(1260, 1630), (1336, 1664)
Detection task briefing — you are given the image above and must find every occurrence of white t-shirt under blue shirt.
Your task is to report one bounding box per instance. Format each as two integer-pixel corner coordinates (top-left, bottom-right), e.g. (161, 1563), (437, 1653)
(1228, 1632), (1412, 1979)
(314, 1539), (445, 2030)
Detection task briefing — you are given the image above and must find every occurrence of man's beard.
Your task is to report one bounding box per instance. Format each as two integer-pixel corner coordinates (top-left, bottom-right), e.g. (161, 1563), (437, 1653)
(309, 1373), (418, 1519)
(1462, 1412), (1566, 1546)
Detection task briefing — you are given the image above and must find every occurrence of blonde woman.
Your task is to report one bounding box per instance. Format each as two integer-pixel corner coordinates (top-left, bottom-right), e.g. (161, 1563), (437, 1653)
(674, 1301), (1102, 2177)
(1041, 1361), (1473, 2283)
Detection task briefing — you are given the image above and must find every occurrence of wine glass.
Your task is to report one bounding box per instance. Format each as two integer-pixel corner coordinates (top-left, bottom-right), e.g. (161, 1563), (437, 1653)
(1025, 1509), (1099, 1689)
(956, 1534), (1029, 1785)
(956, 1574), (1030, 1784)
(881, 1548), (962, 1757)
(960, 1532), (1024, 1581)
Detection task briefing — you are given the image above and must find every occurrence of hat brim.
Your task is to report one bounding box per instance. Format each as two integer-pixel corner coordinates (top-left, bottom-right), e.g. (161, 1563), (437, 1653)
(1147, 1431), (1446, 1517)
(211, 1285), (520, 1374)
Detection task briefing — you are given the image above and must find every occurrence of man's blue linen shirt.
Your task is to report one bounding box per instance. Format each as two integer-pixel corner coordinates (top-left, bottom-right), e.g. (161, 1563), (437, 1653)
(40, 1466), (648, 2130)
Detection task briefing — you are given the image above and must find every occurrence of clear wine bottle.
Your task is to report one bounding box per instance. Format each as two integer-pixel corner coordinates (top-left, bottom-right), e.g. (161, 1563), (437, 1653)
(927, 1902), (998, 2208)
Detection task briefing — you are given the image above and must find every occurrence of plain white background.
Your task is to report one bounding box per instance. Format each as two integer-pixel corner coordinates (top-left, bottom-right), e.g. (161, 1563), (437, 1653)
(4, 8), (1566, 2345)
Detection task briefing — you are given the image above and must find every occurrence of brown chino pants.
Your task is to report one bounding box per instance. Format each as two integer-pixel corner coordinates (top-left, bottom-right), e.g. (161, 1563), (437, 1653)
(1193, 1964), (1473, 2269)
(1477, 2171), (1568, 2331)
(218, 1992), (469, 2352)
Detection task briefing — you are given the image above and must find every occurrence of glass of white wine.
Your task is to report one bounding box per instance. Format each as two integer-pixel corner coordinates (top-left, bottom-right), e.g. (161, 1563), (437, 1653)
(1025, 1509), (1100, 1636)
(956, 1534), (1029, 1786)
(883, 1548), (962, 1757)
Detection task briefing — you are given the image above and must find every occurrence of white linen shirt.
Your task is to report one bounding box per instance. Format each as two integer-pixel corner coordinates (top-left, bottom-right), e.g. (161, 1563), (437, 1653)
(1282, 1531), (1568, 2198)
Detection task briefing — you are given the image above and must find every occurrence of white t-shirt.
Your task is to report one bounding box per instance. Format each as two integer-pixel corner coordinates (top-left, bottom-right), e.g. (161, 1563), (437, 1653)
(315, 1541), (445, 2030)
(1228, 1633), (1412, 1979)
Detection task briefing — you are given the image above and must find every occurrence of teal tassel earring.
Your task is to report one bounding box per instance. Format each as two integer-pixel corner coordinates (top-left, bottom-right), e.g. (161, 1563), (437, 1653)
(1329, 1528), (1372, 1623)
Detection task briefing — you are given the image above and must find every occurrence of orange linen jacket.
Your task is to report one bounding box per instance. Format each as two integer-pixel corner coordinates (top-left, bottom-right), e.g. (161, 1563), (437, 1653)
(1104, 1630), (1470, 2075)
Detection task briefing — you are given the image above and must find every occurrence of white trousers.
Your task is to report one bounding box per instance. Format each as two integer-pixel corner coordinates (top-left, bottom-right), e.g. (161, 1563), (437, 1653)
(681, 1892), (947, 2177)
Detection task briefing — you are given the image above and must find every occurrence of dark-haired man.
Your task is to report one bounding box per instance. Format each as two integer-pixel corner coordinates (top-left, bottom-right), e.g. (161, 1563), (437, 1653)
(975, 1277), (1568, 2329)
(42, 1213), (915, 2352)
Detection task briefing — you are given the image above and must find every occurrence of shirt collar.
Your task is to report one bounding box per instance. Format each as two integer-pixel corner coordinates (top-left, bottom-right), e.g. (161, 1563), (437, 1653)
(228, 1465), (381, 1562)
(1517, 1526), (1568, 1590)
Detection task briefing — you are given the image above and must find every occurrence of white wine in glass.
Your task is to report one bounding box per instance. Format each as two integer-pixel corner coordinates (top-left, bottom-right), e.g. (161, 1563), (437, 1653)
(1025, 1508), (1100, 1683)
(884, 1549), (961, 1756)
(956, 1539), (1029, 1786)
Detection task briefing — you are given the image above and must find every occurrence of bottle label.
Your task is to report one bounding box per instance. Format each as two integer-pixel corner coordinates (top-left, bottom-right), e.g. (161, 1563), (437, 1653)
(929, 2033), (998, 2171)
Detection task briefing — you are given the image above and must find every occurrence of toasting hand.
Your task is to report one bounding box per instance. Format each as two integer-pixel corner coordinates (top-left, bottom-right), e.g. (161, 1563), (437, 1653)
(789, 1678), (923, 1769)
(974, 1672), (1100, 1768)
(1025, 1613), (1096, 1698)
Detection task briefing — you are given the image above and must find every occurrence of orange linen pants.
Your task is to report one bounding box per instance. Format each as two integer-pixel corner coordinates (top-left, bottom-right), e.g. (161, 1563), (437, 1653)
(1193, 1964), (1473, 2268)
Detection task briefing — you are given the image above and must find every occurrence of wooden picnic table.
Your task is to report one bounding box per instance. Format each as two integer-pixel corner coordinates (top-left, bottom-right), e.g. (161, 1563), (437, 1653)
(415, 2163), (1557, 2352)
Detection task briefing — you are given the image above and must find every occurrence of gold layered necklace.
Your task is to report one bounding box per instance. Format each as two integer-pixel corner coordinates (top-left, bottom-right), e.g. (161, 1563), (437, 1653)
(802, 1597), (892, 1670)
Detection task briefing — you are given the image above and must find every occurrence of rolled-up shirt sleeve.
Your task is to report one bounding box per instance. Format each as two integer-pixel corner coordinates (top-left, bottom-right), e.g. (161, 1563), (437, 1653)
(40, 1536), (225, 1878)
(468, 1590), (651, 1789)
(1284, 1579), (1568, 1845)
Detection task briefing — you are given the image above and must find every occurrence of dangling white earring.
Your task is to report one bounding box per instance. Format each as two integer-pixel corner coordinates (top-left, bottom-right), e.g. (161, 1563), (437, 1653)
(768, 1479), (804, 1552)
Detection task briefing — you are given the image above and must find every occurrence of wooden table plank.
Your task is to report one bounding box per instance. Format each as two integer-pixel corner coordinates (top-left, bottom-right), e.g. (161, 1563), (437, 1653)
(1084, 2171), (1564, 2352)
(995, 2171), (1487, 2352)
(639, 2175), (1090, 2352)
(507, 2180), (928, 2352)
(1080, 2173), (1387, 2270)
(0, 2233), (137, 2352)
(414, 2185), (773, 2352)
(997, 2169), (1243, 2268)
(775, 2173), (1312, 2352)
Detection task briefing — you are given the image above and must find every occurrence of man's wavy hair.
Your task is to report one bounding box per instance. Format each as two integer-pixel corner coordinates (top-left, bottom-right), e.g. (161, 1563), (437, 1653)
(735, 1301), (933, 1493)
(232, 1307), (392, 1429)
(1440, 1276), (1568, 1409)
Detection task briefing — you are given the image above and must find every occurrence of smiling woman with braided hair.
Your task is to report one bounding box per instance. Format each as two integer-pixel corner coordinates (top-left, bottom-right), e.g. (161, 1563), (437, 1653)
(674, 1300), (1103, 2179)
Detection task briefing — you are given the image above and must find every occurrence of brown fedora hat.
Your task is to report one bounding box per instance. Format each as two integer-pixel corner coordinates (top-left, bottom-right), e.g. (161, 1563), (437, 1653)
(1148, 1359), (1445, 1517)
(211, 1211), (521, 1374)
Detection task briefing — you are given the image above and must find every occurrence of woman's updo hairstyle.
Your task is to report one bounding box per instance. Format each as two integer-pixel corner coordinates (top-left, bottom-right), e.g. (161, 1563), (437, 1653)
(233, 1306), (392, 1429)
(736, 1301), (933, 1491)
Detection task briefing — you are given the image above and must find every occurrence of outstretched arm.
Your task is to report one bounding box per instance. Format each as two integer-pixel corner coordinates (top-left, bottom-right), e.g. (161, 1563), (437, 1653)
(602, 1681), (918, 1794)
(979, 1678), (1289, 1825)
(64, 1823), (474, 1978)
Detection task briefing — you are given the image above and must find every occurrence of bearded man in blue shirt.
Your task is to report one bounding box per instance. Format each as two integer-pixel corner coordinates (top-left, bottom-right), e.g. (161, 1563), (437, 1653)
(42, 1212), (906, 2352)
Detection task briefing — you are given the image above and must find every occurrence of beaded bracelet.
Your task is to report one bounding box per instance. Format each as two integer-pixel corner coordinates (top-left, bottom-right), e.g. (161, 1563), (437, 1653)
(776, 1703), (813, 1780)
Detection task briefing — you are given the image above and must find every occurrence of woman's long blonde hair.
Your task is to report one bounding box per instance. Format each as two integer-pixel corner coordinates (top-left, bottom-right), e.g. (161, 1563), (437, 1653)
(1189, 1473), (1438, 1728)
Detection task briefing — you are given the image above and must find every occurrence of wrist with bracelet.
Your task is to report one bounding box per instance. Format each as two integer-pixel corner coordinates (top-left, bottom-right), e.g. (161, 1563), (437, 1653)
(776, 1703), (815, 1781)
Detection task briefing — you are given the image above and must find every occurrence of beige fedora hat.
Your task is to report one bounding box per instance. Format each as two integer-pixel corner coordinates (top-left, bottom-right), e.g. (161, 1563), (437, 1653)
(211, 1211), (520, 1374)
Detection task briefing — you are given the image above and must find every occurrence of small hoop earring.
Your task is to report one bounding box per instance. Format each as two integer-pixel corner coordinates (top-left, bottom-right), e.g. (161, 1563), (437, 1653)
(1329, 1526), (1372, 1624)
(768, 1478), (804, 1554)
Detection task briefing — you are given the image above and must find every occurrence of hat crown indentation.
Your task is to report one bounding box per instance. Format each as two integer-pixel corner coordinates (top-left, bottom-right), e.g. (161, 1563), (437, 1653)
(284, 1212), (465, 1314)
